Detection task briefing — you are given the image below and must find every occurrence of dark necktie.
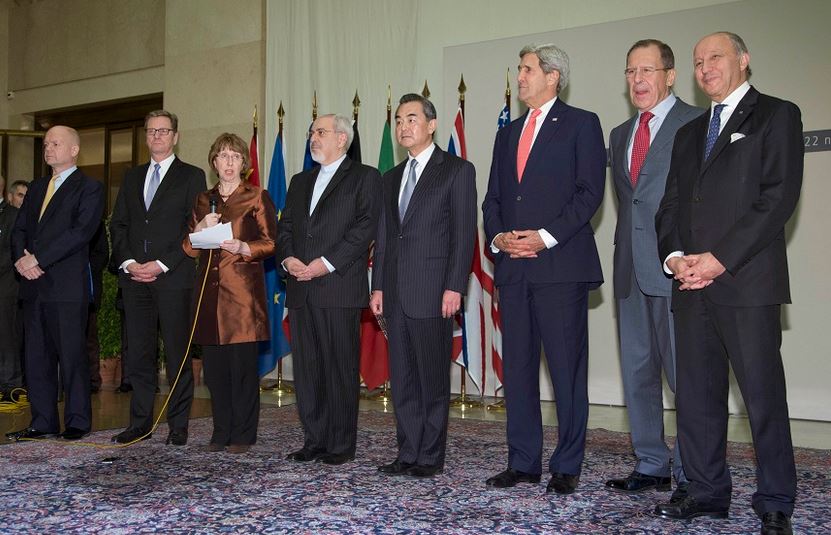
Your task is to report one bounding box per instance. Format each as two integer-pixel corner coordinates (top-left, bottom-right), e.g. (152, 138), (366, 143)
(145, 163), (161, 209)
(704, 104), (726, 160)
(399, 159), (418, 221)
(629, 111), (654, 188)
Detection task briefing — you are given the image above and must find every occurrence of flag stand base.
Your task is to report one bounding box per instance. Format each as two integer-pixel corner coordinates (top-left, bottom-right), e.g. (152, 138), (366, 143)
(363, 381), (391, 402)
(449, 372), (483, 409)
(486, 398), (506, 411)
(260, 362), (294, 394)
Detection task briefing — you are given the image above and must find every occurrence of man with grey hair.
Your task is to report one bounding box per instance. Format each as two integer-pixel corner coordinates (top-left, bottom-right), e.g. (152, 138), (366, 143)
(6, 180), (28, 208)
(278, 113), (381, 465)
(655, 32), (801, 535)
(482, 44), (606, 494)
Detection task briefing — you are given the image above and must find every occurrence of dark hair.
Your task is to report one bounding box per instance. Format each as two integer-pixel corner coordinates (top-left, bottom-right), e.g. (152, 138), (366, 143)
(145, 109), (179, 131)
(398, 93), (437, 121)
(9, 179), (28, 191)
(626, 39), (675, 70)
(208, 133), (250, 177)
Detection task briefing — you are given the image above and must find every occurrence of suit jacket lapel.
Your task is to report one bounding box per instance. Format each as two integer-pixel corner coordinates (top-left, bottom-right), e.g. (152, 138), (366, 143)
(314, 157), (351, 213)
(401, 147), (444, 227)
(147, 158), (180, 214)
(615, 116), (637, 185)
(303, 166), (321, 218)
(508, 114), (524, 182)
(701, 87), (758, 174)
(649, 101), (687, 157)
(523, 100), (566, 179)
(38, 170), (80, 228)
(134, 162), (151, 213)
(388, 160), (406, 230)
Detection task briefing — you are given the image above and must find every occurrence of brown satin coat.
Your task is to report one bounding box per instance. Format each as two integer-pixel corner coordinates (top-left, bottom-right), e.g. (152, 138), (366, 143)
(183, 182), (277, 345)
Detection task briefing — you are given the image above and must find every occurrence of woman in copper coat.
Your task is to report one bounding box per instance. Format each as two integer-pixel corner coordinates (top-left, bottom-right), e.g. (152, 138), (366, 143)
(184, 133), (276, 453)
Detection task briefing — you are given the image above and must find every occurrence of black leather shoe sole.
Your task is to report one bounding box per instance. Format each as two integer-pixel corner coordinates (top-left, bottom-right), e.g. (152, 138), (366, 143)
(546, 473), (580, 494)
(378, 460), (414, 475)
(5, 428), (57, 441)
(111, 430), (152, 444)
(486, 469), (542, 488)
(605, 474), (671, 494)
(285, 448), (325, 462)
(317, 453), (355, 465)
(61, 428), (91, 441)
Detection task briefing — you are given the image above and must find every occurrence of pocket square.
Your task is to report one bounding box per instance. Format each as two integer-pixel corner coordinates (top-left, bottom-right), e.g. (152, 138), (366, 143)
(730, 133), (746, 143)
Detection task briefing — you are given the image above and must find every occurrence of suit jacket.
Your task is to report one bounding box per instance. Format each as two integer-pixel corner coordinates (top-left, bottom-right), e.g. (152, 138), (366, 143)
(609, 98), (703, 299)
(372, 146), (477, 319)
(88, 220), (110, 310)
(482, 99), (606, 288)
(110, 157), (206, 290)
(0, 201), (19, 299)
(184, 182), (277, 345)
(655, 87), (803, 308)
(276, 157), (381, 309)
(11, 169), (104, 302)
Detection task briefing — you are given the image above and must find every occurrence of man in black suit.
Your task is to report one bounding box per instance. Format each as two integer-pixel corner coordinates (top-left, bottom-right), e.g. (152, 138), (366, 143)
(7, 126), (104, 441)
(370, 94), (477, 478)
(110, 110), (206, 446)
(0, 176), (24, 400)
(278, 114), (381, 466)
(654, 32), (802, 535)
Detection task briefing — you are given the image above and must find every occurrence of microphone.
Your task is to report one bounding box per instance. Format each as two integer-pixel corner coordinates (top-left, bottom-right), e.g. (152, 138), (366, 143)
(209, 196), (218, 214)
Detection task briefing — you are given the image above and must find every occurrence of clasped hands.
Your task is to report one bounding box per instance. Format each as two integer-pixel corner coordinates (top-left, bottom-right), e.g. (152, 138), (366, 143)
(667, 252), (726, 291)
(284, 256), (329, 282)
(494, 230), (546, 258)
(14, 249), (44, 280)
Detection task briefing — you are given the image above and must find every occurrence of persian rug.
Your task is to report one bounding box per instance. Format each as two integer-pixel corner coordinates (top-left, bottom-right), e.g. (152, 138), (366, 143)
(0, 406), (828, 534)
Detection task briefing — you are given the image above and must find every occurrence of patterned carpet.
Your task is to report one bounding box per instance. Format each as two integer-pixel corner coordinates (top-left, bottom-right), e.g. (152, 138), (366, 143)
(0, 406), (828, 534)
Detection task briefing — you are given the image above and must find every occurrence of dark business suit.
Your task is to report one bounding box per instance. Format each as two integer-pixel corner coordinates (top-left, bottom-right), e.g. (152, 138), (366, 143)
(372, 146), (477, 468)
(0, 201), (23, 392)
(609, 98), (702, 482)
(655, 86), (802, 515)
(277, 157), (381, 456)
(482, 99), (606, 477)
(110, 157), (205, 434)
(11, 169), (104, 433)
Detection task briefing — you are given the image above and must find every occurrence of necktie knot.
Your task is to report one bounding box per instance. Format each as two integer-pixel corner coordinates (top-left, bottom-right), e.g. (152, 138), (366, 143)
(639, 111), (654, 126)
(529, 108), (542, 120)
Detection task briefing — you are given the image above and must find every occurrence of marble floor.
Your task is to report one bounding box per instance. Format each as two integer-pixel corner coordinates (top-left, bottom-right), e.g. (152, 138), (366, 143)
(3, 379), (829, 450)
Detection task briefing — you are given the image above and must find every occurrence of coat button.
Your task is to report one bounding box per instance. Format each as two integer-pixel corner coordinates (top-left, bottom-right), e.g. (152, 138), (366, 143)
(633, 199), (640, 204)
(516, 196), (522, 201)
(398, 234), (403, 239)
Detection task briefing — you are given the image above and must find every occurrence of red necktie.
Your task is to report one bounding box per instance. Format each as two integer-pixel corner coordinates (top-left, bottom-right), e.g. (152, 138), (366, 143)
(516, 108), (542, 182)
(629, 111), (653, 188)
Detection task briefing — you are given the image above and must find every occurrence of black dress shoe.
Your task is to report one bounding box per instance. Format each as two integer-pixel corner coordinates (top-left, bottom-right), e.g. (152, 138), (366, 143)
(166, 429), (188, 446)
(654, 495), (729, 520)
(406, 465), (443, 478)
(547, 472), (580, 494)
(116, 382), (133, 393)
(5, 427), (57, 441)
(670, 482), (689, 503)
(486, 468), (541, 488)
(61, 427), (90, 441)
(317, 452), (355, 465)
(378, 459), (414, 475)
(111, 428), (152, 444)
(285, 447), (325, 462)
(605, 471), (671, 493)
(761, 511), (792, 535)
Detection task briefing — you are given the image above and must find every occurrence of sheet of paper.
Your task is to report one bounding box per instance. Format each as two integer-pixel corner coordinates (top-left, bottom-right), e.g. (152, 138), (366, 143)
(188, 222), (233, 249)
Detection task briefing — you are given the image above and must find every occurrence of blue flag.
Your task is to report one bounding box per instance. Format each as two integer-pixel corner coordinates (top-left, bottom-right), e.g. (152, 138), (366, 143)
(498, 103), (511, 129)
(258, 131), (292, 377)
(302, 122), (315, 171)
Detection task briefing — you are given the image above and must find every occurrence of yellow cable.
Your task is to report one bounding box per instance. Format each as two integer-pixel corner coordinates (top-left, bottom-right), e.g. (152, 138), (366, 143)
(17, 249), (213, 449)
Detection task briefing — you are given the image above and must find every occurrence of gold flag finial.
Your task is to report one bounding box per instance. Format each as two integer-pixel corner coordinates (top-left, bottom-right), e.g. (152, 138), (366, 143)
(386, 84), (392, 112)
(506, 68), (511, 97)
(458, 74), (467, 99)
(352, 90), (361, 120)
(421, 80), (430, 99)
(277, 101), (285, 134)
(312, 91), (318, 120)
(253, 105), (258, 128)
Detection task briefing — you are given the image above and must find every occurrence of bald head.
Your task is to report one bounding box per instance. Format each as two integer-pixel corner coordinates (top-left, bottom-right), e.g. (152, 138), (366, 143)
(43, 125), (81, 174)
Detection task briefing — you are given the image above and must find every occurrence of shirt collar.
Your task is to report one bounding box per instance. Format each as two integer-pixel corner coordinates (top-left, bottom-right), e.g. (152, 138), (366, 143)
(321, 153), (347, 174)
(713, 81), (751, 110)
(642, 93), (677, 122)
(408, 142), (436, 168)
(529, 96), (558, 120)
(54, 166), (77, 185)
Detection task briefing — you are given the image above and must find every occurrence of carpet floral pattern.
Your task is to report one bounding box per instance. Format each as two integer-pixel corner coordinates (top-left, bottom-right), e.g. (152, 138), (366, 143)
(0, 406), (828, 534)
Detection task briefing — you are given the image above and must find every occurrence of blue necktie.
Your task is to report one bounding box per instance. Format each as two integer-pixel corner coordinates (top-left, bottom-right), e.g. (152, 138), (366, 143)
(704, 104), (726, 160)
(399, 159), (418, 221)
(145, 163), (161, 209)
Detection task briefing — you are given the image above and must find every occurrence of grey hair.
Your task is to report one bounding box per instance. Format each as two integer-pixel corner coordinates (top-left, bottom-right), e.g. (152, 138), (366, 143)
(520, 43), (570, 93)
(324, 114), (354, 150)
(716, 31), (752, 78)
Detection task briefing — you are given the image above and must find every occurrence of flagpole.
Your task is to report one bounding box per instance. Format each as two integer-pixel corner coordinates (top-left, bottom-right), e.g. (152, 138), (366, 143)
(449, 74), (483, 412)
(488, 71), (512, 412)
(275, 101), (294, 395)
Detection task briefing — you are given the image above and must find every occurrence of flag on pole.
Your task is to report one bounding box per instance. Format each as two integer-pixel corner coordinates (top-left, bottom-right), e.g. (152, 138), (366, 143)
(483, 100), (512, 391)
(302, 123), (315, 172)
(377, 119), (395, 174)
(248, 123), (260, 186)
(347, 117), (362, 164)
(258, 128), (291, 377)
(446, 106), (485, 393)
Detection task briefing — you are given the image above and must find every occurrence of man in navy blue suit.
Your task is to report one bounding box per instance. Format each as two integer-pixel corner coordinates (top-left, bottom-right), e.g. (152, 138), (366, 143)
(7, 125), (104, 442)
(482, 44), (606, 494)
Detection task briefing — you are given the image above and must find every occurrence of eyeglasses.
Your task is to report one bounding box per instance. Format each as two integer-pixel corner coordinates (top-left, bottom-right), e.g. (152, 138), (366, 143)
(215, 152), (243, 163)
(306, 128), (334, 139)
(145, 128), (174, 137)
(624, 67), (671, 78)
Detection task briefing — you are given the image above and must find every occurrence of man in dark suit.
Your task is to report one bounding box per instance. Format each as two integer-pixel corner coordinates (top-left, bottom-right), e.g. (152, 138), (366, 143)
(0, 176), (24, 400)
(278, 114), (381, 465)
(654, 32), (802, 535)
(6, 126), (104, 441)
(605, 39), (702, 497)
(110, 110), (206, 446)
(482, 44), (606, 494)
(370, 93), (477, 478)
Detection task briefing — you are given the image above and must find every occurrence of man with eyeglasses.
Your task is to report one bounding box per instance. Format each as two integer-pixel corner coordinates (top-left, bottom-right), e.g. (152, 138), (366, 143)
(654, 32), (802, 535)
(110, 110), (206, 446)
(605, 39), (702, 501)
(278, 114), (381, 465)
